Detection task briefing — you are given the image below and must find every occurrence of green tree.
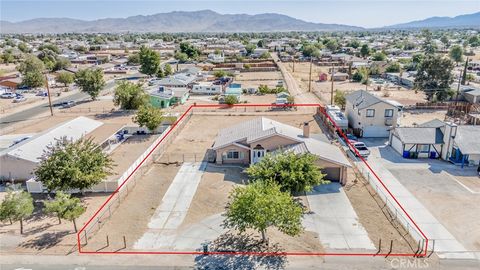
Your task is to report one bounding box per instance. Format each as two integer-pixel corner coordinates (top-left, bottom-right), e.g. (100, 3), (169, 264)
(54, 57), (71, 71)
(414, 54), (454, 101)
(163, 63), (173, 76)
(325, 39), (338, 51)
(133, 105), (164, 132)
(302, 44), (320, 58)
(334, 90), (346, 109)
(37, 49), (58, 71)
(139, 46), (161, 76)
(56, 72), (74, 87)
(352, 71), (364, 82)
(75, 68), (105, 100)
(360, 44), (370, 58)
(43, 191), (86, 232)
(179, 42), (200, 59)
(17, 42), (31, 53)
(372, 52), (386, 61)
(468, 35), (480, 47)
(127, 53), (140, 65)
(245, 44), (256, 55)
(259, 52), (270, 59)
(214, 70), (228, 78)
(224, 95), (239, 105)
(174, 52), (188, 63)
(224, 181), (303, 243)
(113, 81), (148, 110)
(440, 35), (450, 49)
(465, 73), (475, 85)
(422, 29), (437, 54)
(34, 137), (114, 193)
(0, 190), (34, 234)
(245, 152), (328, 194)
(17, 54), (45, 88)
(38, 43), (60, 54)
(385, 62), (401, 73)
(1, 51), (14, 65)
(449, 45), (464, 65)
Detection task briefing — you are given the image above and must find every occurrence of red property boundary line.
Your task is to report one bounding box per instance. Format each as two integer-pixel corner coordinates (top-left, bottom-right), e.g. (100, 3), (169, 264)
(77, 103), (429, 257)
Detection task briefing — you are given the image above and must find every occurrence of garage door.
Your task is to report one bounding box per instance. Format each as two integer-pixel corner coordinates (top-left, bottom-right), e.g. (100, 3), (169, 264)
(362, 126), (390, 138)
(322, 167), (341, 182)
(390, 135), (404, 154)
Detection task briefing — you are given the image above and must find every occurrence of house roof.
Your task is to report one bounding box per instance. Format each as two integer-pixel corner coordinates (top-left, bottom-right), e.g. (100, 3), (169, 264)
(2, 116), (103, 163)
(454, 126), (480, 155)
(393, 127), (443, 145)
(418, 119), (445, 128)
(346, 90), (402, 110)
(213, 117), (351, 167)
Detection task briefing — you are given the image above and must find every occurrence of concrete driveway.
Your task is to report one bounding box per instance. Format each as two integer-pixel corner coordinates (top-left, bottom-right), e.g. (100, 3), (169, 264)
(360, 138), (479, 260)
(304, 183), (375, 251)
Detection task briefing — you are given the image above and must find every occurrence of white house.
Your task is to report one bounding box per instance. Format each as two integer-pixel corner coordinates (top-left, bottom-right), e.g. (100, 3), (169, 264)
(0, 117), (106, 180)
(345, 90), (403, 138)
(191, 81), (222, 95)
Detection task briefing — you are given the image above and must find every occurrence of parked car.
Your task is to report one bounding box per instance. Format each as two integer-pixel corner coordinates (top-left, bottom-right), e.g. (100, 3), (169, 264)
(1, 92), (15, 99)
(13, 95), (27, 103)
(345, 133), (358, 142)
(350, 142), (371, 158)
(61, 100), (76, 108)
(36, 90), (48, 97)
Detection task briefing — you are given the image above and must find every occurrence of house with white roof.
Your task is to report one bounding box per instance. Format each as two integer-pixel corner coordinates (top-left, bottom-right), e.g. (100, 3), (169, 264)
(211, 117), (351, 184)
(0, 117), (122, 181)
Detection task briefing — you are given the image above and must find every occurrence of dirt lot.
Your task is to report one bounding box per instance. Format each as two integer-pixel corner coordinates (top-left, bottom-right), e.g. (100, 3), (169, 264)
(401, 110), (447, 126)
(235, 71), (284, 89)
(0, 192), (110, 255)
(283, 62), (426, 106)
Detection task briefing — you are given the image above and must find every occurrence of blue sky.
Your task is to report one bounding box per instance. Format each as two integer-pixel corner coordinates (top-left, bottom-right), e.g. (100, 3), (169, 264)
(1, 0), (479, 28)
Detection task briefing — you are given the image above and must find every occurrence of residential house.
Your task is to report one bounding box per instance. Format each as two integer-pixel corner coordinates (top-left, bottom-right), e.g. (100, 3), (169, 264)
(149, 86), (189, 108)
(191, 81), (222, 95)
(332, 72), (349, 81)
(211, 117), (351, 184)
(389, 119), (480, 166)
(345, 90), (403, 137)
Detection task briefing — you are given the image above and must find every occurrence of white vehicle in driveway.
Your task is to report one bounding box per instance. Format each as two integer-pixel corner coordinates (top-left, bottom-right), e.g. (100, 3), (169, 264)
(350, 142), (371, 158)
(1, 92), (15, 99)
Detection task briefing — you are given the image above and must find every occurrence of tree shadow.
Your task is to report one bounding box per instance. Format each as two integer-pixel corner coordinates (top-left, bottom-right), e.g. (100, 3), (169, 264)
(194, 232), (287, 270)
(19, 231), (71, 250)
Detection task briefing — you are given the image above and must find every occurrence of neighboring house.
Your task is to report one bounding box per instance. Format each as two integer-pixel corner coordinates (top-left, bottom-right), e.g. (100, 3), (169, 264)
(191, 81), (222, 95)
(0, 76), (21, 89)
(389, 119), (480, 167)
(211, 117), (351, 184)
(389, 119), (444, 159)
(156, 73), (197, 88)
(149, 86), (189, 108)
(0, 117), (123, 181)
(251, 48), (269, 58)
(456, 84), (480, 104)
(207, 53), (225, 63)
(385, 72), (415, 89)
(332, 72), (349, 81)
(345, 90), (403, 138)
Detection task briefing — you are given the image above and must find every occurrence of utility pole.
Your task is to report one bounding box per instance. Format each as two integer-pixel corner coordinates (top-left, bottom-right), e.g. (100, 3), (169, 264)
(44, 74), (53, 116)
(292, 57), (295, 72)
(308, 57), (313, 92)
(330, 65), (335, 105)
(365, 68), (369, 92)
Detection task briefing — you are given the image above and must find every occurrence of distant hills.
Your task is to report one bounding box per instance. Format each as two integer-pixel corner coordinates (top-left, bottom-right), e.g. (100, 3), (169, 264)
(0, 10), (363, 33)
(385, 12), (480, 29)
(1, 10), (479, 34)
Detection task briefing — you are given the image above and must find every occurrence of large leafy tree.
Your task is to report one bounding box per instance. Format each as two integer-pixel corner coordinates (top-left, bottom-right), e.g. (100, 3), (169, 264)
(334, 90), (346, 109)
(360, 44), (370, 58)
(17, 54), (45, 88)
(246, 152), (328, 194)
(163, 63), (173, 76)
(75, 68), (105, 100)
(34, 137), (114, 193)
(133, 105), (164, 132)
(113, 81), (148, 110)
(139, 46), (160, 76)
(179, 42), (200, 59)
(448, 45), (463, 65)
(414, 54), (455, 101)
(56, 72), (74, 87)
(43, 191), (86, 232)
(0, 190), (34, 234)
(223, 181), (303, 243)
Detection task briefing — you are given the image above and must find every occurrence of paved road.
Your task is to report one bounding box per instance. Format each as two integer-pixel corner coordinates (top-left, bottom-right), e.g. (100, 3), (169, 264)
(0, 80), (117, 130)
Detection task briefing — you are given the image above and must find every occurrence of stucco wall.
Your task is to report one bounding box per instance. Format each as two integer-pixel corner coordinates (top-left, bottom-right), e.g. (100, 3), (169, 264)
(216, 144), (250, 164)
(250, 135), (299, 152)
(0, 155), (37, 181)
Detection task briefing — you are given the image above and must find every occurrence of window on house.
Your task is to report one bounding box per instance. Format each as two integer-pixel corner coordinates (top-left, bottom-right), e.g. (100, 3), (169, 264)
(227, 151), (240, 159)
(366, 109), (375, 117)
(385, 109), (394, 117)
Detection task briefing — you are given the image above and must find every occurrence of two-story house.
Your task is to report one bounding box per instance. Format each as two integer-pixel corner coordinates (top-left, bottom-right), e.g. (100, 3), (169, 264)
(345, 90), (403, 138)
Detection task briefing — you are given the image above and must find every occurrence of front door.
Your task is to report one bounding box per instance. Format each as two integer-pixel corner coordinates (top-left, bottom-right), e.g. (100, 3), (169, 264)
(252, 144), (265, 164)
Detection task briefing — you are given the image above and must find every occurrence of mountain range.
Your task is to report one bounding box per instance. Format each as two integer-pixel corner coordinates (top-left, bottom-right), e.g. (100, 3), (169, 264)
(1, 10), (479, 33)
